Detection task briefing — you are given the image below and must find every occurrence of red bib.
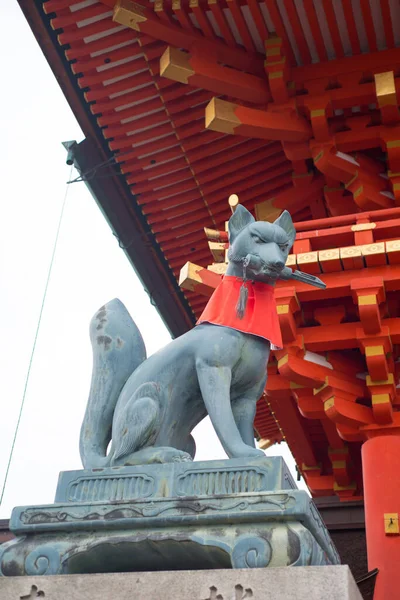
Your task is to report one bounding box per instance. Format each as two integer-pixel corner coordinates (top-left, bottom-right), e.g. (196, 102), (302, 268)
(197, 275), (283, 350)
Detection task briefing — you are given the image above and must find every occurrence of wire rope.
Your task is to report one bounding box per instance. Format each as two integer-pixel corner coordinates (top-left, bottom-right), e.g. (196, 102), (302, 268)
(0, 165), (73, 507)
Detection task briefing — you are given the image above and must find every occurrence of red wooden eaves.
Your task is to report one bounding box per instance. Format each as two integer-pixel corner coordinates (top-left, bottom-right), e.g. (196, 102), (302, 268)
(109, 0), (265, 76)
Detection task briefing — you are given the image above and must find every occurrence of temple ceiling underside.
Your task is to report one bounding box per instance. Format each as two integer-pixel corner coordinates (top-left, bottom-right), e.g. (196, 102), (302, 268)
(30, 0), (400, 500)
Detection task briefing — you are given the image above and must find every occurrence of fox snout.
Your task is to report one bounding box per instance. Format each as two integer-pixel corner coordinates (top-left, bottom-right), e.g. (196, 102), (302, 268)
(268, 257), (285, 272)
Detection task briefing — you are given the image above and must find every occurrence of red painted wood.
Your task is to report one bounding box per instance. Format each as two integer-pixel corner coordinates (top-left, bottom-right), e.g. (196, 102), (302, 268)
(322, 0), (344, 59)
(362, 436), (400, 600)
(360, 0), (378, 52)
(304, 0), (327, 62)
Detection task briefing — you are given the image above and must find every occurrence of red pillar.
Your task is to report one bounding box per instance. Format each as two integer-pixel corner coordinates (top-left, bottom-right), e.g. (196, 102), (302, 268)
(362, 435), (400, 599)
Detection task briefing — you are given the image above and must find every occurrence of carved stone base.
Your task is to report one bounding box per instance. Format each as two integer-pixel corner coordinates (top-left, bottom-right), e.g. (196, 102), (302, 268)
(0, 567), (362, 599)
(0, 458), (340, 576)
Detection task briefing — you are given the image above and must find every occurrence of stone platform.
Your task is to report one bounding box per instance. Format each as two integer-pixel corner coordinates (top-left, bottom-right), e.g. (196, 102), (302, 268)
(0, 457), (340, 576)
(0, 567), (362, 599)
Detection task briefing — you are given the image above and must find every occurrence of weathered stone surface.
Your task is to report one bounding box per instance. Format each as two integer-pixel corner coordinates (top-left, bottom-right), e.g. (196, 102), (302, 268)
(55, 456), (296, 503)
(1, 459), (339, 576)
(80, 208), (324, 469)
(0, 566), (362, 599)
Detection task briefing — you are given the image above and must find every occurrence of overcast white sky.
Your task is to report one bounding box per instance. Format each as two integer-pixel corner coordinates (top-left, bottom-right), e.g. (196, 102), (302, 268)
(0, 3), (306, 519)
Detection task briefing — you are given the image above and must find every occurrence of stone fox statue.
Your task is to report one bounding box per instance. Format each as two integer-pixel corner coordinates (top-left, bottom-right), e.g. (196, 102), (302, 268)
(80, 207), (309, 468)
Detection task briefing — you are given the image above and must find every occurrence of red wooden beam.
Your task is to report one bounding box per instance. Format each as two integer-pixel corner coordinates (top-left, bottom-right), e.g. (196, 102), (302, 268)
(299, 318), (400, 353)
(294, 47), (400, 83)
(205, 97), (312, 142)
(160, 47), (270, 105)
(113, 0), (265, 75)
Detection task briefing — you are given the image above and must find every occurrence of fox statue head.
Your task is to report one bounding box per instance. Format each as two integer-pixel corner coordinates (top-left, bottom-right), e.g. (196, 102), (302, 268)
(226, 205), (296, 285)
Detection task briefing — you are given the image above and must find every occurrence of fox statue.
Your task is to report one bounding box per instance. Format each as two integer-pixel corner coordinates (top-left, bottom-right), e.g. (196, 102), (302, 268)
(80, 206), (324, 468)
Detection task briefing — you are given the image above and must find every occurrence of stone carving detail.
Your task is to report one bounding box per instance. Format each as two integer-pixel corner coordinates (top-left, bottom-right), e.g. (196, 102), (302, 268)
(18, 493), (296, 528)
(203, 585), (253, 600)
(20, 585), (45, 599)
(67, 474), (154, 502)
(176, 468), (266, 496)
(25, 545), (61, 576)
(231, 536), (272, 569)
(2, 460), (339, 576)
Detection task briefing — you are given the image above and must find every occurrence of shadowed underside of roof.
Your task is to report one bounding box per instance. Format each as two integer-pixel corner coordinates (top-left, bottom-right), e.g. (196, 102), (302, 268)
(39, 0), (400, 321)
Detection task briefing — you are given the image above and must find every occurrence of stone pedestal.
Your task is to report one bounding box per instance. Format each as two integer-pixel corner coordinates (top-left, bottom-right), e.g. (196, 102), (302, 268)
(0, 457), (339, 576)
(0, 567), (362, 599)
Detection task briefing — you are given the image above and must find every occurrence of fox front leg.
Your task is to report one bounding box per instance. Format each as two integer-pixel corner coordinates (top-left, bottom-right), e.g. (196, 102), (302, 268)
(231, 377), (267, 448)
(196, 359), (264, 459)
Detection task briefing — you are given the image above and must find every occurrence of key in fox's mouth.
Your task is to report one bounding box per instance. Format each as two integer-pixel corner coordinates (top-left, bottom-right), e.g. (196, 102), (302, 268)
(259, 265), (282, 277)
(262, 271), (280, 279)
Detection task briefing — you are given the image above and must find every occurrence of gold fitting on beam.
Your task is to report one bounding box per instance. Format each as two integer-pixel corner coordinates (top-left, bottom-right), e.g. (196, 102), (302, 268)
(375, 71), (397, 108)
(366, 373), (394, 386)
(334, 481), (356, 491)
(277, 355), (289, 368)
(384, 513), (399, 535)
(160, 47), (194, 84)
(301, 463), (320, 471)
(254, 198), (282, 223)
(332, 461), (346, 469)
(277, 305), (289, 315)
(372, 393), (391, 405)
(258, 438), (273, 450)
(311, 109), (325, 118)
(113, 0), (147, 31)
(324, 397), (335, 410)
(351, 222), (376, 232)
(365, 345), (385, 357)
(290, 381), (305, 389)
(205, 98), (240, 134)
(358, 294), (377, 306)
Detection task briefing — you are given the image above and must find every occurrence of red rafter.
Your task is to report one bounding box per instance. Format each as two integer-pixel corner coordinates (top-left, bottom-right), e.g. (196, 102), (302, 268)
(247, 0), (269, 41)
(341, 0), (361, 55)
(304, 0), (327, 62)
(322, 0), (344, 59)
(381, 0), (395, 50)
(360, 0), (378, 53)
(65, 29), (135, 60)
(190, 2), (216, 39)
(173, 1), (197, 32)
(264, 0), (296, 65)
(283, 0), (311, 65)
(113, 1), (264, 75)
(207, 0), (236, 46)
(225, 0), (256, 52)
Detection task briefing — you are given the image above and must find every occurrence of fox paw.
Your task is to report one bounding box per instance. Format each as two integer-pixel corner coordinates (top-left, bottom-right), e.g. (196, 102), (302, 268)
(172, 452), (193, 463)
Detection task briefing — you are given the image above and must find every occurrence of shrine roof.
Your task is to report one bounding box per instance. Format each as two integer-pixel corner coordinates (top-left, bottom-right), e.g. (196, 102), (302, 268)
(20, 0), (400, 324)
(19, 1), (400, 501)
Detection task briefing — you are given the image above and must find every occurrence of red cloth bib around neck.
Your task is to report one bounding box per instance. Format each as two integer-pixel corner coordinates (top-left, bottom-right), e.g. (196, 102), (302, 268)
(196, 275), (283, 350)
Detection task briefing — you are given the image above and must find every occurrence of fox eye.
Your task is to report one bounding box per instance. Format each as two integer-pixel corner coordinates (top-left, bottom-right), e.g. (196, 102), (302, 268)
(279, 243), (289, 252)
(252, 235), (263, 243)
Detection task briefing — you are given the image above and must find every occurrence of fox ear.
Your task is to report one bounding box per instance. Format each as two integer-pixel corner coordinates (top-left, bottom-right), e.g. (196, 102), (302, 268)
(228, 205), (255, 241)
(274, 210), (296, 248)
